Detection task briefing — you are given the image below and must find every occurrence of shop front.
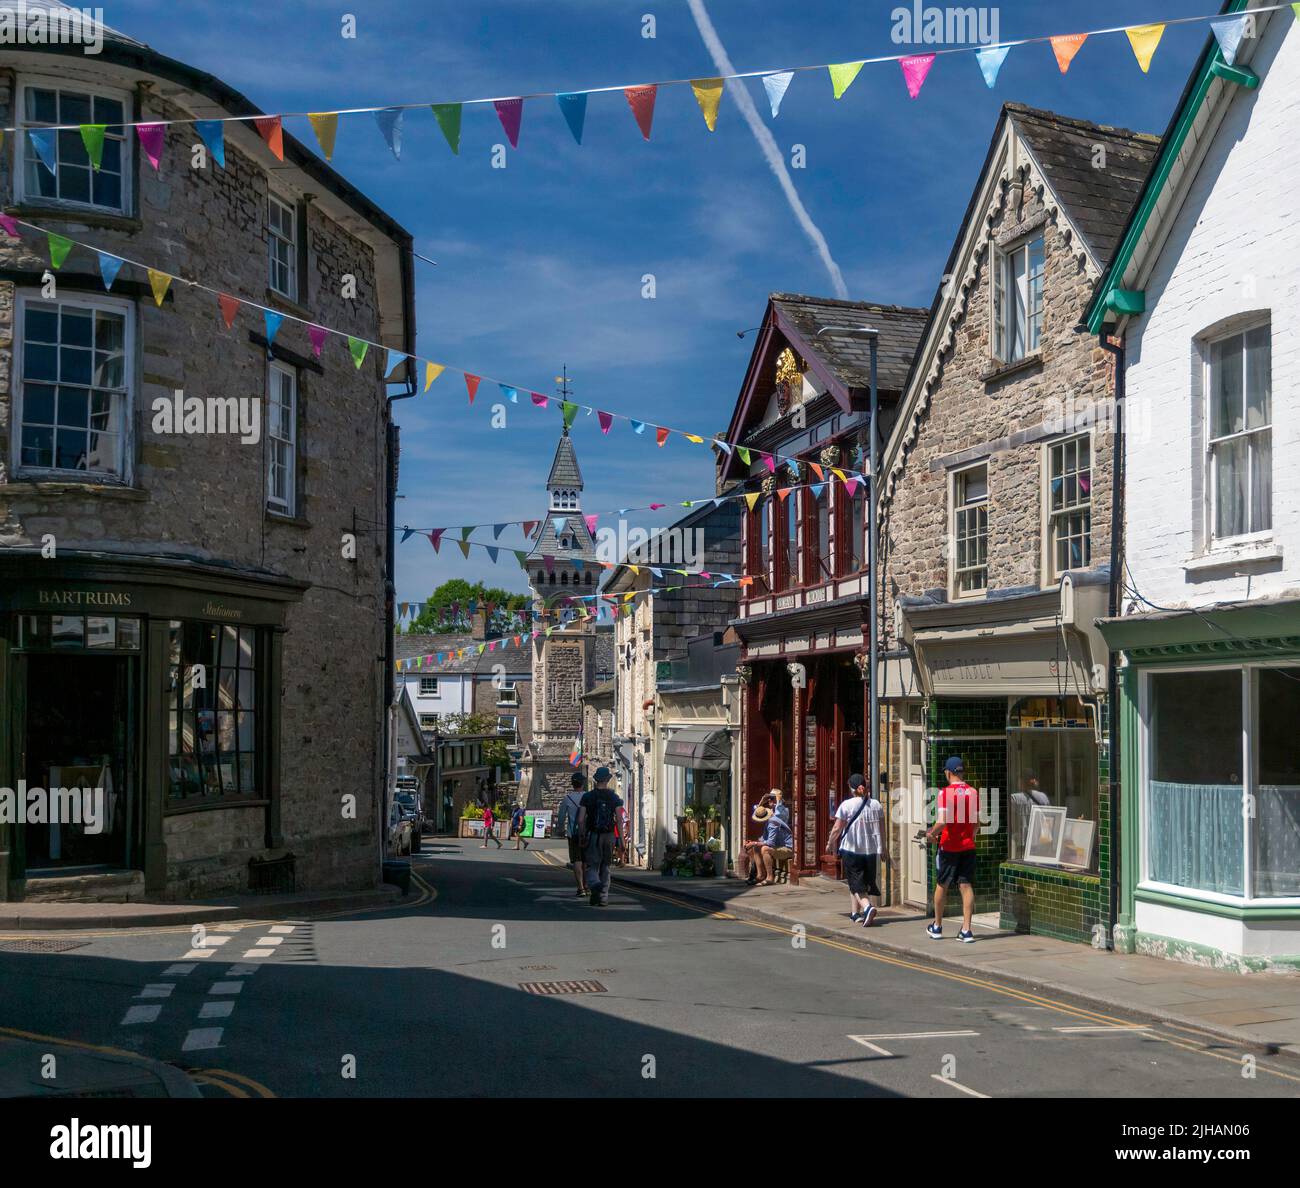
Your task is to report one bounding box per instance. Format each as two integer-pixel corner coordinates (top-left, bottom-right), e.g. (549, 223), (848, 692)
(0, 554), (304, 901)
(1099, 599), (1300, 971)
(658, 682), (741, 868)
(898, 574), (1112, 942)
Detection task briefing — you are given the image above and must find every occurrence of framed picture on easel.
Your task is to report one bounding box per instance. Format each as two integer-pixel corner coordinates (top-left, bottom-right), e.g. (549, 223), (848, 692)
(1024, 804), (1067, 865)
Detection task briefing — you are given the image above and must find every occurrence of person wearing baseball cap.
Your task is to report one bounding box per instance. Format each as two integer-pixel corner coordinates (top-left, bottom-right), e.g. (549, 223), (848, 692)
(826, 773), (888, 926)
(577, 767), (623, 906)
(926, 756), (979, 942)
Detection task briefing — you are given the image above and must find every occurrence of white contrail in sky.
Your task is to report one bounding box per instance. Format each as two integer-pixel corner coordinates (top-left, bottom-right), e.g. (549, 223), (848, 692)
(686, 0), (849, 299)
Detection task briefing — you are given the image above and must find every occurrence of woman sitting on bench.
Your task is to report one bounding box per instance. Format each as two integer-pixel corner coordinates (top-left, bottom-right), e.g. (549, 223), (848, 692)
(747, 789), (793, 886)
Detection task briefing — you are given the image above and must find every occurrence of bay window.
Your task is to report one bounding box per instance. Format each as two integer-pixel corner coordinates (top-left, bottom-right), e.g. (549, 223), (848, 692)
(1207, 323), (1271, 542)
(993, 233), (1044, 363)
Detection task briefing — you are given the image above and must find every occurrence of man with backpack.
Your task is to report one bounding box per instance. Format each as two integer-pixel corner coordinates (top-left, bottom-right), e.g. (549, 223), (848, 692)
(826, 773), (888, 926)
(557, 772), (588, 897)
(577, 767), (623, 907)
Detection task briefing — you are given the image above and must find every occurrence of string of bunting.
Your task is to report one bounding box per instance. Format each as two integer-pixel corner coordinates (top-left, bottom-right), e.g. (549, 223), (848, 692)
(2, 7), (1287, 154)
(0, 213), (870, 477)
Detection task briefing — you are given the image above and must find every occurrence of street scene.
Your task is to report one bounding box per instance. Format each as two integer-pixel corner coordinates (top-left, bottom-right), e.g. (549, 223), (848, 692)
(1, 0), (1300, 1160)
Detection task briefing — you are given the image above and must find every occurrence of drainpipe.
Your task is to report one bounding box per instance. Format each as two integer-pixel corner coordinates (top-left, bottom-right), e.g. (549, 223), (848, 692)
(1098, 331), (1125, 952)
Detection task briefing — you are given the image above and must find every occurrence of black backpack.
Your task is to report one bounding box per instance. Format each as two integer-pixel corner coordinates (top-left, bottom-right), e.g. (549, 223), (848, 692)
(589, 790), (618, 834)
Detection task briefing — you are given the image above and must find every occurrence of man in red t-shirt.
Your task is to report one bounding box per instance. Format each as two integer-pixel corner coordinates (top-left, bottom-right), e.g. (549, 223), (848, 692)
(925, 756), (978, 943)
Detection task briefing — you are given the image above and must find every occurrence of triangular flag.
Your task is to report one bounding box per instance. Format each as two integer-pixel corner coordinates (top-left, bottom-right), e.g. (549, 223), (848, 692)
(624, 85), (657, 140)
(1210, 15), (1249, 67)
(762, 71), (794, 118)
(744, 492), (761, 512)
(737, 446), (751, 466)
(429, 529), (445, 552)
(97, 252), (123, 291)
(714, 439), (732, 456)
(432, 103), (462, 154)
(899, 54), (935, 99)
(264, 310), (284, 346)
(347, 337), (368, 369)
(561, 401), (579, 429)
(762, 454), (776, 474)
(458, 540), (471, 559)
(136, 123), (165, 170)
(493, 523), (507, 540)
(461, 526), (475, 542)
(1125, 24), (1165, 73)
(147, 269), (171, 306)
(494, 98), (523, 149)
(584, 514), (599, 535)
(691, 78), (724, 131)
(845, 476), (862, 497)
(28, 129), (57, 174)
(79, 124), (106, 170)
(384, 349), (405, 378)
(828, 61), (864, 99)
(424, 362), (444, 391)
(400, 528), (415, 543)
(195, 120), (225, 168)
(531, 392), (549, 408)
(46, 232), (73, 269)
(255, 116), (284, 161)
(0, 212), (17, 237)
(523, 520), (538, 538)
(375, 107), (403, 159)
(598, 410), (613, 434)
(975, 45), (1010, 88)
(809, 462), (824, 480)
(309, 325), (327, 357)
(631, 420), (646, 434)
(684, 433), (704, 444)
(219, 293), (240, 330)
(308, 112), (338, 160)
(809, 482), (826, 500)
(776, 487), (791, 503)
(1050, 33), (1087, 74)
(514, 551), (528, 566)
(655, 427), (670, 447)
(556, 93), (587, 144)
(465, 374), (481, 403)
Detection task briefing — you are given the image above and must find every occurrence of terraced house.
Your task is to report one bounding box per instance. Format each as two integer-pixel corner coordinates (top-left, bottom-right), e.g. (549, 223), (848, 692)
(877, 102), (1159, 942)
(0, 8), (415, 902)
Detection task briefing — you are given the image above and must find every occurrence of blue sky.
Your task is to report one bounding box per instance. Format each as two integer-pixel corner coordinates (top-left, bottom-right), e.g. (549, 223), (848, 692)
(112, 0), (1218, 603)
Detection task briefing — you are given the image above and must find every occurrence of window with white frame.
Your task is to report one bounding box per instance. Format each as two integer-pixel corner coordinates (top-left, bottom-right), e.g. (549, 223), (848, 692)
(267, 194), (298, 300)
(496, 682), (518, 705)
(419, 677), (439, 696)
(951, 464), (989, 596)
(1207, 323), (1271, 543)
(1046, 435), (1091, 580)
(993, 233), (1044, 363)
(14, 295), (130, 479)
(266, 363), (297, 515)
(20, 81), (130, 212)
(419, 713), (439, 730)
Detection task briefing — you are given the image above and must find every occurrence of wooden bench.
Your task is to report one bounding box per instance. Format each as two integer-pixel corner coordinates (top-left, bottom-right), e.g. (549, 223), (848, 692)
(770, 847), (794, 884)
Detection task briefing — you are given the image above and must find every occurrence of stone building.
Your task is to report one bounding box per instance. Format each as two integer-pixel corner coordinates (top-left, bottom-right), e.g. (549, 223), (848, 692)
(877, 103), (1158, 940)
(0, 10), (414, 900)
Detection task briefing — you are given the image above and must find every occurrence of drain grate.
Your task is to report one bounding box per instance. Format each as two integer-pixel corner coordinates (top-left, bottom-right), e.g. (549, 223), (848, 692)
(519, 979), (607, 995)
(0, 938), (89, 953)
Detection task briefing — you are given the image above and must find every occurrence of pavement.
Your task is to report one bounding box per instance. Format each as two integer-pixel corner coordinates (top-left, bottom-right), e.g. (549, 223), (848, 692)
(0, 1033), (199, 1098)
(611, 864), (1300, 1058)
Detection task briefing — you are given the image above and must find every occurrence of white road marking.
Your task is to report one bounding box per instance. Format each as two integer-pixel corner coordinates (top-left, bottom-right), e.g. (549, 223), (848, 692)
(135, 984), (174, 999)
(181, 1027), (223, 1052)
(848, 1037), (893, 1057)
(930, 1073), (990, 1098)
(849, 1030), (979, 1041)
(162, 963), (197, 976)
(209, 981), (244, 996)
(268, 925), (295, 934)
(226, 964), (260, 976)
(254, 936), (284, 946)
(199, 1000), (235, 1019)
(196, 935), (230, 946)
(1053, 1025), (1149, 1034)
(120, 1004), (162, 1025)
(182, 949), (215, 959)
(242, 949), (273, 959)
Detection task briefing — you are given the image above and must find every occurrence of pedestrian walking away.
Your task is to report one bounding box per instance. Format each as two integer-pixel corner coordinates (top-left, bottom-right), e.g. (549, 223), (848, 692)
(826, 772), (889, 926)
(926, 757), (978, 942)
(481, 804), (502, 849)
(558, 772), (588, 896)
(576, 766), (623, 906)
(511, 802), (529, 850)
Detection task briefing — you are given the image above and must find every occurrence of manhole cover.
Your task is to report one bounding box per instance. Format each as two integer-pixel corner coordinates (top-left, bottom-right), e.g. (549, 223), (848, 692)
(0, 938), (89, 953)
(519, 980), (607, 995)
(519, 964), (556, 971)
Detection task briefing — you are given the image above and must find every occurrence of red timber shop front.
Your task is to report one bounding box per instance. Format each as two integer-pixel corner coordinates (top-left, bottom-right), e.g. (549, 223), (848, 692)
(721, 293), (926, 882)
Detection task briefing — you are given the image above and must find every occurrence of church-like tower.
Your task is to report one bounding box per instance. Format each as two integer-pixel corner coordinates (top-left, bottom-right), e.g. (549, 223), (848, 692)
(517, 428), (603, 810)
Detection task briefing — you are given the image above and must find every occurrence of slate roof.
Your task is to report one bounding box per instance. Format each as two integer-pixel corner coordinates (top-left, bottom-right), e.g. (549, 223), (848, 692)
(546, 430), (584, 489)
(1007, 103), (1161, 264)
(395, 633), (483, 673)
(19, 1), (146, 47)
(770, 295), (929, 395)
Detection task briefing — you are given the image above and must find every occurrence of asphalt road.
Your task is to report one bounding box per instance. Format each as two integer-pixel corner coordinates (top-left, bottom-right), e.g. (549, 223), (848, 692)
(3, 837), (1300, 1098)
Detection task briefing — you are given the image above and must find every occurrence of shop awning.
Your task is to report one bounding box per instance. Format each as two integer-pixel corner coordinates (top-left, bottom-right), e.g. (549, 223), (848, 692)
(663, 726), (731, 770)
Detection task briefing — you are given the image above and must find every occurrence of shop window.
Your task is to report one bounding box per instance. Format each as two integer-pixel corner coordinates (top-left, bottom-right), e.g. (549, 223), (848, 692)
(1254, 669), (1300, 897)
(19, 79), (131, 213)
(1046, 435), (1091, 580)
(993, 232), (1044, 363)
(951, 464), (988, 596)
(1206, 322), (1271, 543)
(267, 362), (297, 516)
(18, 614), (141, 652)
(267, 193), (298, 300)
(167, 622), (261, 805)
(1008, 697), (1098, 870)
(14, 295), (131, 480)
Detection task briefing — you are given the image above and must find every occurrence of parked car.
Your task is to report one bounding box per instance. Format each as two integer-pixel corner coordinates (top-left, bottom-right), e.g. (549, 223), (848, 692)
(394, 791), (424, 853)
(387, 797), (413, 856)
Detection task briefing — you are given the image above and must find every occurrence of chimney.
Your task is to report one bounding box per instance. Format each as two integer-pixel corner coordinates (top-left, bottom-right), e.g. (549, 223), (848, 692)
(471, 610), (488, 640)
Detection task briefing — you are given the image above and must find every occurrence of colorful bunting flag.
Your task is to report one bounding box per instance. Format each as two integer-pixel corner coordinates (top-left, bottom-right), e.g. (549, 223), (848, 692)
(219, 293), (240, 330)
(97, 252), (123, 291)
(429, 529), (445, 552)
(375, 107), (403, 159)
(975, 45), (1010, 88)
(28, 129), (57, 174)
(264, 310), (283, 346)
(1125, 23), (1165, 73)
(79, 124), (106, 170)
(148, 269), (172, 306)
(810, 462), (824, 480)
(137, 123), (165, 170)
(309, 112), (339, 160)
(584, 514), (599, 535)
(195, 120), (225, 168)
(493, 523), (507, 540)
(1050, 33), (1088, 74)
(691, 78), (724, 131)
(655, 427), (670, 447)
(255, 116), (284, 161)
(432, 103), (462, 154)
(531, 392), (549, 408)
(598, 410), (613, 434)
(684, 433), (704, 444)
(384, 348), (405, 378)
(631, 420), (646, 434)
(47, 232), (73, 269)
(347, 337), (369, 369)
(828, 61), (864, 99)
(737, 446), (751, 466)
(465, 374), (481, 404)
(556, 92), (587, 144)
(762, 71), (794, 118)
(425, 362), (444, 391)
(561, 400), (579, 429)
(1210, 14), (1249, 66)
(0, 213), (17, 237)
(458, 540), (471, 559)
(899, 54), (935, 99)
(625, 85), (657, 140)
(400, 528), (416, 543)
(762, 454), (776, 474)
(494, 98), (523, 149)
(309, 325), (327, 357)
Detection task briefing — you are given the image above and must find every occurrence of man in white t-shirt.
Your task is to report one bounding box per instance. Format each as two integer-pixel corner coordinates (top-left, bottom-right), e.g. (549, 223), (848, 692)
(826, 773), (889, 927)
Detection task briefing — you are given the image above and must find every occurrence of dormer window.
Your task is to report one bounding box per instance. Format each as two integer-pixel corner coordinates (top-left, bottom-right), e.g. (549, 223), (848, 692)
(993, 233), (1044, 363)
(18, 79), (132, 214)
